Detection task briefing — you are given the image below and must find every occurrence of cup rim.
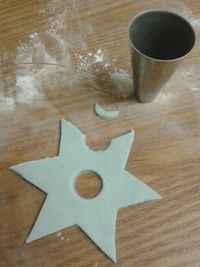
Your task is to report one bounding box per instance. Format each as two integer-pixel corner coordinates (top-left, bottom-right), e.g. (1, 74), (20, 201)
(128, 9), (196, 63)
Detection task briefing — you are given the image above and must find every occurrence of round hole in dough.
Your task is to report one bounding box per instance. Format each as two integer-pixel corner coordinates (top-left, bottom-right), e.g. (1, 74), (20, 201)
(74, 171), (103, 199)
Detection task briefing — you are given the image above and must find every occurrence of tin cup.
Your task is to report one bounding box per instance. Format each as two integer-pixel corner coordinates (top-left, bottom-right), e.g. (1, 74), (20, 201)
(128, 10), (196, 102)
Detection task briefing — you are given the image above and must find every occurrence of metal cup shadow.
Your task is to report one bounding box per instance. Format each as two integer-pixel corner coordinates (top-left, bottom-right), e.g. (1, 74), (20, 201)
(128, 10), (196, 103)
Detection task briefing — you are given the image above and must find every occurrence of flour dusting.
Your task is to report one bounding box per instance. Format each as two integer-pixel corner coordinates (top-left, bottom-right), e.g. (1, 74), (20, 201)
(109, 69), (133, 96)
(0, 96), (15, 112)
(16, 76), (43, 104)
(0, 0), (134, 112)
(76, 49), (112, 72)
(75, 49), (132, 97)
(0, 0), (199, 112)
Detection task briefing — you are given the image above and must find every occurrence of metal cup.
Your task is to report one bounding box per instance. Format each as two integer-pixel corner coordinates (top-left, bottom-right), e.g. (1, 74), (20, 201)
(128, 10), (196, 103)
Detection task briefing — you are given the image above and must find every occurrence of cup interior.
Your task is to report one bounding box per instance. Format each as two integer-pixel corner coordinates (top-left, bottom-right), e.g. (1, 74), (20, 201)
(129, 10), (196, 60)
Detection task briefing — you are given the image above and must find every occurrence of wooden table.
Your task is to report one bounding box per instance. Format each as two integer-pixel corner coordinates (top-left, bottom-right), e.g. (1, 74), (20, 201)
(1, 0), (200, 266)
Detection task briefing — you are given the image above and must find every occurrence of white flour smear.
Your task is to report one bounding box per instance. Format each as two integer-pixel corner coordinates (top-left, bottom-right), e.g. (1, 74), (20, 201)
(76, 50), (133, 97)
(0, 0), (134, 113)
(0, 0), (200, 112)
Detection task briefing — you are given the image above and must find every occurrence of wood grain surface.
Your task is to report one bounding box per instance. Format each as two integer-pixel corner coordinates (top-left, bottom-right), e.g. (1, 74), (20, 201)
(1, 0), (200, 266)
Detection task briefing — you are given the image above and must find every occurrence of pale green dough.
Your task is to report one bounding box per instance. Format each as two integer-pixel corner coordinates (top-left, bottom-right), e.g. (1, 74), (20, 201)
(10, 120), (161, 263)
(94, 103), (119, 120)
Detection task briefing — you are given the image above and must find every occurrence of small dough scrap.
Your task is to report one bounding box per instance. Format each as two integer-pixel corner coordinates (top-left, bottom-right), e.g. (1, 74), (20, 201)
(94, 103), (119, 120)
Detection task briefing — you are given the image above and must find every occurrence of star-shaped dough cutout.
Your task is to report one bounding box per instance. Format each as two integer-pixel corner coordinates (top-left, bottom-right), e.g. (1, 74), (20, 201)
(10, 120), (161, 262)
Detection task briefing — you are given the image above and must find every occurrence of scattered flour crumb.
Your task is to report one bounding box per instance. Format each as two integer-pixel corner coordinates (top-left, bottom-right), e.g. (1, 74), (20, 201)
(57, 231), (65, 240)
